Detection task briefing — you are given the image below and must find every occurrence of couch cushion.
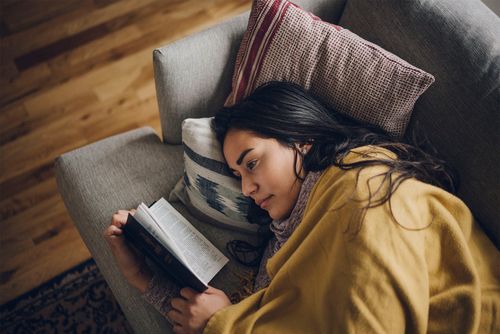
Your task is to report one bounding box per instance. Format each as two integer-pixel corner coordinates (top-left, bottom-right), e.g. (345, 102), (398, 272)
(169, 117), (259, 234)
(339, 0), (500, 248)
(224, 0), (436, 137)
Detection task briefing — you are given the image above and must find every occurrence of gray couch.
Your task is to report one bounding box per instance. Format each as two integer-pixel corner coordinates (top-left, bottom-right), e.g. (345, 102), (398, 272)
(55, 0), (500, 333)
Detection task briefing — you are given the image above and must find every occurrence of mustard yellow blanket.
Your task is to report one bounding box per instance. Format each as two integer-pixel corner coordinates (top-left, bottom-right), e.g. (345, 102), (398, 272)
(204, 146), (500, 333)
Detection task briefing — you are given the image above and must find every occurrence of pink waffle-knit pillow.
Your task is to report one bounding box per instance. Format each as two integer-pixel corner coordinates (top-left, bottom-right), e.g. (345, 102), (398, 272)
(225, 0), (435, 137)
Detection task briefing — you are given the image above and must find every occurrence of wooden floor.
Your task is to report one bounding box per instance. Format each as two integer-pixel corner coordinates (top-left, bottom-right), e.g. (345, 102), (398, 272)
(0, 0), (250, 305)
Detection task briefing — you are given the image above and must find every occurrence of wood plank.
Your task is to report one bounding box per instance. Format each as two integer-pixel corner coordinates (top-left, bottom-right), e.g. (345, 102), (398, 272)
(0, 162), (54, 203)
(0, 91), (97, 147)
(23, 91), (100, 138)
(93, 0), (123, 8)
(0, 0), (250, 107)
(136, 80), (157, 101)
(0, 217), (91, 304)
(82, 95), (160, 144)
(0, 103), (29, 145)
(0, 0), (85, 35)
(0, 173), (59, 222)
(0, 63), (52, 106)
(14, 21), (111, 71)
(93, 66), (144, 101)
(13, 0), (169, 71)
(0, 183), (91, 304)
(0, 61), (18, 81)
(0, 119), (88, 184)
(0, 193), (62, 253)
(51, 25), (143, 69)
(1, 0), (160, 59)
(5, 44), (151, 110)
(1, 64), (155, 185)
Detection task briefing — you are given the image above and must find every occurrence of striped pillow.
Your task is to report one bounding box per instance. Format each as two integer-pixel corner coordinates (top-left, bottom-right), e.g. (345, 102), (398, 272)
(169, 117), (259, 234)
(225, 0), (435, 137)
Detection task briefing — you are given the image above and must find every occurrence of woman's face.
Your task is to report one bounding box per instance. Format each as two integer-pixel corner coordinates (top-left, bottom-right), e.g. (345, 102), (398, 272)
(223, 129), (308, 221)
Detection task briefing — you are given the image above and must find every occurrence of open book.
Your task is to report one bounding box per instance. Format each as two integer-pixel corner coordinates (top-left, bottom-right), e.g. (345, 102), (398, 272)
(123, 197), (229, 292)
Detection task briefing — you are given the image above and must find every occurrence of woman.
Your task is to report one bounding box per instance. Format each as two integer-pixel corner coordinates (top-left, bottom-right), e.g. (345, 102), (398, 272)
(104, 82), (499, 333)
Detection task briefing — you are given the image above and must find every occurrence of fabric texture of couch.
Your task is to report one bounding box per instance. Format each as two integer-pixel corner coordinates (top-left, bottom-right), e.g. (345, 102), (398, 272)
(55, 0), (500, 333)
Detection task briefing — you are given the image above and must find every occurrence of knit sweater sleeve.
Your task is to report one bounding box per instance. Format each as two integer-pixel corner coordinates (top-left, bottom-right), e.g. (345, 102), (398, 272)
(141, 272), (181, 317)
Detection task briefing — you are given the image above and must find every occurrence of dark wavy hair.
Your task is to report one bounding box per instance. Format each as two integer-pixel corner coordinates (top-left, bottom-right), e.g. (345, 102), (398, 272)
(212, 81), (458, 266)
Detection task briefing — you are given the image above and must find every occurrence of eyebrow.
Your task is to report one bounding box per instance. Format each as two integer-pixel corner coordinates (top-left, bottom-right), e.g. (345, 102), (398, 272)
(230, 148), (254, 171)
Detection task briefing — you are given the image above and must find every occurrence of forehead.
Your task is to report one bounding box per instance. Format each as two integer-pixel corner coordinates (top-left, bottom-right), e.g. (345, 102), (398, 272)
(223, 129), (261, 154)
(223, 129), (272, 161)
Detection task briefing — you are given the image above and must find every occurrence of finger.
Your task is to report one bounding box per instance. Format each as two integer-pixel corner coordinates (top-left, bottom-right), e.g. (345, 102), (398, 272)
(111, 213), (128, 228)
(172, 324), (183, 334)
(103, 227), (127, 249)
(103, 225), (123, 238)
(205, 285), (220, 294)
(171, 298), (187, 312)
(179, 287), (197, 300)
(205, 285), (227, 297)
(166, 309), (184, 324)
(111, 214), (126, 227)
(164, 314), (176, 327)
(117, 209), (133, 215)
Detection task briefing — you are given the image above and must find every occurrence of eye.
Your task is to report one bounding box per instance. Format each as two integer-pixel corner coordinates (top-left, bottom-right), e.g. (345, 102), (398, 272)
(246, 160), (257, 171)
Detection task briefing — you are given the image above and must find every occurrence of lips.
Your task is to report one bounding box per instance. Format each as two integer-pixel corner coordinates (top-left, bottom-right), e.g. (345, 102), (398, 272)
(256, 195), (273, 208)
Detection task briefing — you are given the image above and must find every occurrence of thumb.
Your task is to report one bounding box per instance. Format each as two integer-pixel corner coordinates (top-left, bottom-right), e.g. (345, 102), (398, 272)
(205, 285), (223, 294)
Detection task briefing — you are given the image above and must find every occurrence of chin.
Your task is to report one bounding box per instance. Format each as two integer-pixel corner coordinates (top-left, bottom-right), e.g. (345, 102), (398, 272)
(268, 209), (285, 221)
(267, 209), (278, 220)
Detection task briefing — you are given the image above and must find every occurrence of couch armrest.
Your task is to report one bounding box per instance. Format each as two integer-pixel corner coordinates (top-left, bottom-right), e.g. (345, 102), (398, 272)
(55, 127), (183, 334)
(153, 12), (248, 144)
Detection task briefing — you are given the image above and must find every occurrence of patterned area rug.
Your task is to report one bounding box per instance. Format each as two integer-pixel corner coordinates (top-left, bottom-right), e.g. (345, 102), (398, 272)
(0, 259), (133, 333)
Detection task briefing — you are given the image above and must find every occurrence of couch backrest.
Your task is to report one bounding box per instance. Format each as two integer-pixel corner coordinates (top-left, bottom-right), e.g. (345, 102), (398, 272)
(153, 0), (500, 248)
(339, 0), (500, 248)
(152, 0), (347, 145)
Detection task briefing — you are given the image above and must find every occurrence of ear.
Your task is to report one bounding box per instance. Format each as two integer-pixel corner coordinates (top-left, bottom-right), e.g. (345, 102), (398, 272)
(295, 142), (312, 154)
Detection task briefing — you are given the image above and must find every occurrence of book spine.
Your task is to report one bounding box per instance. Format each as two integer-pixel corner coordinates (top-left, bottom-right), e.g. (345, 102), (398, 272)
(123, 214), (208, 292)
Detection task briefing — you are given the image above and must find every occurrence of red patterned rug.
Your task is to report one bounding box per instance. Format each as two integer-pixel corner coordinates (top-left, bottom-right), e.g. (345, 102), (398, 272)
(0, 259), (133, 333)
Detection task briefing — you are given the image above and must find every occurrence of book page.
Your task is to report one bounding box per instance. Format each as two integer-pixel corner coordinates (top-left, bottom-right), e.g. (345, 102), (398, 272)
(149, 198), (229, 284)
(133, 203), (189, 266)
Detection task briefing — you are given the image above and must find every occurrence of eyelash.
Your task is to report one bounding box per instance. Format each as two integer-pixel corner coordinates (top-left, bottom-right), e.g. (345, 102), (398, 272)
(233, 160), (257, 178)
(246, 160), (257, 170)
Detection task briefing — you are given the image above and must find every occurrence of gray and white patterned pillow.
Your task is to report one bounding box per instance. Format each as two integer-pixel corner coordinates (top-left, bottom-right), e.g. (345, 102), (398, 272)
(169, 117), (259, 233)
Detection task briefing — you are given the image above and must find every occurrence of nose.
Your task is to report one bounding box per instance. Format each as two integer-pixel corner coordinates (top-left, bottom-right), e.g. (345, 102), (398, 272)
(241, 175), (257, 197)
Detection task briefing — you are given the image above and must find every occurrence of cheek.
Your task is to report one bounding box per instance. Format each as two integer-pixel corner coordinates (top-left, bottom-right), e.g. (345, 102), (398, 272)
(267, 156), (298, 191)
(282, 154), (300, 184)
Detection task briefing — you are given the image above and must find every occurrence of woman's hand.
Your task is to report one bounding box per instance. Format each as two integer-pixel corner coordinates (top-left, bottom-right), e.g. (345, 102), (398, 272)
(103, 209), (152, 293)
(167, 286), (232, 334)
